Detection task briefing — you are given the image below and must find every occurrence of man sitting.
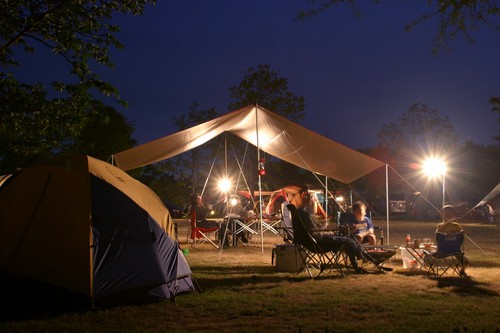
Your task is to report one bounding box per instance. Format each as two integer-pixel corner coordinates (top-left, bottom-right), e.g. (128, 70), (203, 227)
(292, 205), (366, 273)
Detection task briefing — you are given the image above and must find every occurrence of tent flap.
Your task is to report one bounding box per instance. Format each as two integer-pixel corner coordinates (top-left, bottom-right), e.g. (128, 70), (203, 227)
(475, 182), (500, 208)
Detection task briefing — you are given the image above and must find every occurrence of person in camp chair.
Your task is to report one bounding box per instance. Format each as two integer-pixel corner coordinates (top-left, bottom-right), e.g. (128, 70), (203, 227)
(350, 201), (377, 245)
(189, 193), (220, 229)
(432, 205), (466, 275)
(294, 205), (367, 273)
(436, 205), (464, 234)
(293, 188), (367, 273)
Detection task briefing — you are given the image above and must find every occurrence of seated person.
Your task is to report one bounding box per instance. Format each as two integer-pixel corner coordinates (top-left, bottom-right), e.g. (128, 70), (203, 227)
(350, 201), (377, 245)
(294, 205), (365, 272)
(432, 205), (466, 271)
(436, 205), (464, 234)
(189, 193), (219, 229)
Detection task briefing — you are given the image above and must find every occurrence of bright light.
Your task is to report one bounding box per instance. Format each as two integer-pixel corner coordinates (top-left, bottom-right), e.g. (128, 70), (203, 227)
(422, 157), (447, 221)
(229, 195), (239, 207)
(218, 178), (231, 193)
(335, 196), (344, 202)
(422, 158), (446, 178)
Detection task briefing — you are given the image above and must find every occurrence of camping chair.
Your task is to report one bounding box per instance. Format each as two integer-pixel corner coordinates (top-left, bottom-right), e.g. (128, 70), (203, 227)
(425, 231), (466, 278)
(337, 212), (396, 273)
(287, 204), (345, 279)
(188, 210), (221, 249)
(277, 203), (294, 244)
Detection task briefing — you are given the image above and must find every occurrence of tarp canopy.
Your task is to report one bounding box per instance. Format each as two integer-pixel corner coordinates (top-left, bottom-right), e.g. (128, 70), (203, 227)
(475, 182), (500, 208)
(113, 105), (385, 184)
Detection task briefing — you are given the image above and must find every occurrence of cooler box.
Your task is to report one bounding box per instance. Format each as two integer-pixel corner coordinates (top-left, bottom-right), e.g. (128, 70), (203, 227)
(272, 244), (305, 272)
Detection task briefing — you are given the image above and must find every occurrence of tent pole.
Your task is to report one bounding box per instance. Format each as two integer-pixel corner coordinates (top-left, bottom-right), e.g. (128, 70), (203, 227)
(325, 176), (328, 222)
(349, 189), (353, 211)
(255, 105), (264, 253)
(386, 163), (390, 244)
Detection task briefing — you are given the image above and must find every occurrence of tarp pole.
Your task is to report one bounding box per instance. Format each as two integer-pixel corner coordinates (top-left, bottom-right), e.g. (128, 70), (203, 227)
(386, 163), (390, 244)
(349, 189), (353, 211)
(325, 176), (328, 222)
(255, 105), (264, 253)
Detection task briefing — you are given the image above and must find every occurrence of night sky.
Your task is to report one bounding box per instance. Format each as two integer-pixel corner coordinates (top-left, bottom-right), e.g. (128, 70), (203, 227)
(18, 1), (500, 150)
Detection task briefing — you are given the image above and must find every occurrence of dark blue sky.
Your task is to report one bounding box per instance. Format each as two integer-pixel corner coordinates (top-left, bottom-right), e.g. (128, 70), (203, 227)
(21, 1), (500, 150)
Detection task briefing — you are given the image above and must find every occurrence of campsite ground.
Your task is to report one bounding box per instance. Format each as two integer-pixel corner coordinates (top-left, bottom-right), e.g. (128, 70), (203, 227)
(1, 218), (500, 332)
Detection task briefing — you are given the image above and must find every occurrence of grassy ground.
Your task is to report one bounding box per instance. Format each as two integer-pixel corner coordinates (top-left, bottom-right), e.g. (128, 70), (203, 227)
(1, 219), (499, 333)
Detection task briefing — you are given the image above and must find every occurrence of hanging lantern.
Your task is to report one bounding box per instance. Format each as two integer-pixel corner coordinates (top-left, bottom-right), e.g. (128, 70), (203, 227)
(258, 158), (266, 176)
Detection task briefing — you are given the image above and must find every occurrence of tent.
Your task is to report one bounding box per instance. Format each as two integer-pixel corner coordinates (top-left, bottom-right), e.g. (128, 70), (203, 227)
(112, 105), (385, 184)
(264, 185), (326, 219)
(0, 155), (194, 306)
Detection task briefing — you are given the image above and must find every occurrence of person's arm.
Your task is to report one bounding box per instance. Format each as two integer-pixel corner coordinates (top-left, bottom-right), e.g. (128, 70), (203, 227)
(367, 217), (375, 234)
(348, 221), (359, 234)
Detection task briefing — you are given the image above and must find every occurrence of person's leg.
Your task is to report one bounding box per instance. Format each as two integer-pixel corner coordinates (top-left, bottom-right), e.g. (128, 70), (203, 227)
(366, 234), (377, 245)
(354, 234), (363, 244)
(344, 237), (367, 270)
(345, 245), (359, 269)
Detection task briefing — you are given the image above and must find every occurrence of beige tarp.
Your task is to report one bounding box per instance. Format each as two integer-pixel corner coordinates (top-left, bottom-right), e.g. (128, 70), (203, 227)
(113, 105), (385, 184)
(475, 182), (500, 208)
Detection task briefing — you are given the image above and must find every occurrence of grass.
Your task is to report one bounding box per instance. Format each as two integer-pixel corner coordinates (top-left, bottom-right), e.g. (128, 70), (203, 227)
(1, 219), (500, 332)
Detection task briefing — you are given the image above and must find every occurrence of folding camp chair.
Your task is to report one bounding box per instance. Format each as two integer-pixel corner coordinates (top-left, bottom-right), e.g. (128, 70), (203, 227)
(188, 210), (221, 249)
(277, 203), (294, 243)
(287, 204), (345, 279)
(425, 231), (466, 278)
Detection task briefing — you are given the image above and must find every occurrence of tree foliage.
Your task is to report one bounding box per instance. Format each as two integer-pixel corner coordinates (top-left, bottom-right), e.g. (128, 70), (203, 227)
(378, 103), (459, 157)
(0, 0), (155, 171)
(65, 104), (137, 161)
(228, 64), (305, 122)
(298, 0), (500, 52)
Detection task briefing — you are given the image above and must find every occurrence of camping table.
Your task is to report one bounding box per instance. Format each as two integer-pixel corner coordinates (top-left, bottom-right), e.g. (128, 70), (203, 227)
(224, 214), (258, 247)
(261, 217), (281, 235)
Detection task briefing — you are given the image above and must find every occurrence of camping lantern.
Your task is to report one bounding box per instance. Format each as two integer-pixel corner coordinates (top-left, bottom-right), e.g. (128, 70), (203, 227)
(258, 158), (266, 176)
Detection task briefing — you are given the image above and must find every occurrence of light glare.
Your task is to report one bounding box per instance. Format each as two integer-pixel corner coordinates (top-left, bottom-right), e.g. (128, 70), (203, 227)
(423, 158), (446, 178)
(218, 178), (231, 193)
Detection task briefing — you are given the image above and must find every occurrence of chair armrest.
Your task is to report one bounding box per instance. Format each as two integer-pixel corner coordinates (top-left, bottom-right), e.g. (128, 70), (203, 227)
(313, 226), (339, 231)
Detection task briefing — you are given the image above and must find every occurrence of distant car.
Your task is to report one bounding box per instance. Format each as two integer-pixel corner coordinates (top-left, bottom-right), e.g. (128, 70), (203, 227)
(163, 200), (185, 218)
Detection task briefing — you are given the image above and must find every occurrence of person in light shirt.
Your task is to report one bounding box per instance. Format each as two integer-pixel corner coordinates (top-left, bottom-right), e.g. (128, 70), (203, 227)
(350, 201), (377, 245)
(436, 205), (464, 234)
